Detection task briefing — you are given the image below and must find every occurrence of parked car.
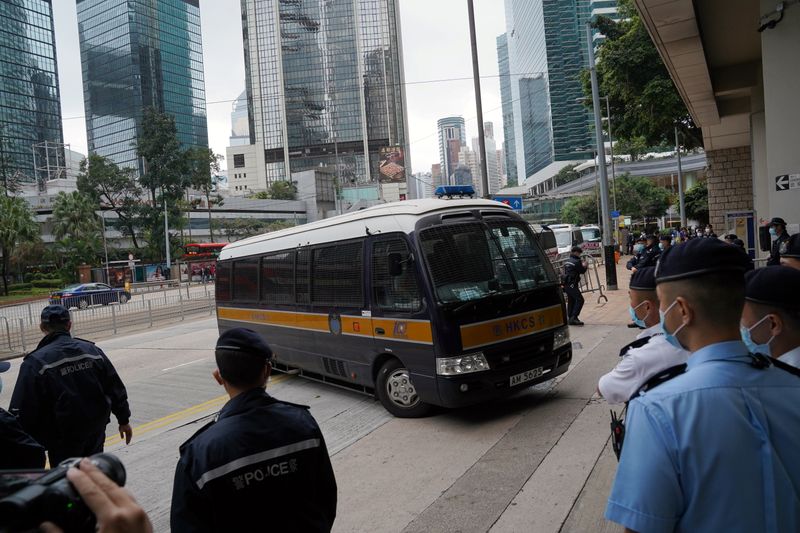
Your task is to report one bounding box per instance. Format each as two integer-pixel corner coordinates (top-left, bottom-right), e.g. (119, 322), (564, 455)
(49, 283), (131, 310)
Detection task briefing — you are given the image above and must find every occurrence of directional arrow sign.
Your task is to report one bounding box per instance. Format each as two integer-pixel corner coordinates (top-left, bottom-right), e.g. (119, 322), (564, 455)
(776, 175), (789, 191)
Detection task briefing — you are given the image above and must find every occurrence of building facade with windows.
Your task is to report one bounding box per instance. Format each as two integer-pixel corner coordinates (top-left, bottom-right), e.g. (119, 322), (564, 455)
(496, 33), (518, 187)
(229, 90), (250, 147)
(437, 116), (466, 186)
(503, 0), (594, 182)
(77, 0), (209, 174)
(0, 0), (64, 184)
(239, 0), (410, 192)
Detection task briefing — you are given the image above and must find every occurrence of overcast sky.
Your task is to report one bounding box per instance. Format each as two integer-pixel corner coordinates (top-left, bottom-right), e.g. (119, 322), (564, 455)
(52, 0), (506, 174)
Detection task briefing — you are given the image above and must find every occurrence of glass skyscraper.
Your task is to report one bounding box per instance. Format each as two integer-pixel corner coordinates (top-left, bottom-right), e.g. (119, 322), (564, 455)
(496, 34), (517, 187)
(503, 0), (593, 182)
(241, 0), (410, 186)
(436, 116), (465, 187)
(77, 0), (208, 174)
(0, 0), (64, 183)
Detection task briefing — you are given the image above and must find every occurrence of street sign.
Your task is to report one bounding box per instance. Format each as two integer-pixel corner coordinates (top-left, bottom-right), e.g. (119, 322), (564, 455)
(611, 210), (620, 218)
(492, 196), (523, 211)
(775, 174), (799, 191)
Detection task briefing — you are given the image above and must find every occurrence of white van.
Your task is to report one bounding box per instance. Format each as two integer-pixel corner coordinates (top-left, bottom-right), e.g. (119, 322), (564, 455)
(549, 224), (585, 258)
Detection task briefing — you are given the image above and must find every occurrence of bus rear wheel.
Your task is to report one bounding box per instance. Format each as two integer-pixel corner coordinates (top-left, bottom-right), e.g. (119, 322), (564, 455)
(376, 359), (431, 418)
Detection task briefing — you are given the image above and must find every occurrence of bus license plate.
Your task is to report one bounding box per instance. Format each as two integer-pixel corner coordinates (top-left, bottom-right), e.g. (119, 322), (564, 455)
(510, 367), (544, 387)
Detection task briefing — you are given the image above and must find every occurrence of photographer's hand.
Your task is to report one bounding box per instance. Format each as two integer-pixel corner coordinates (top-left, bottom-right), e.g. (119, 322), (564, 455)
(40, 459), (152, 533)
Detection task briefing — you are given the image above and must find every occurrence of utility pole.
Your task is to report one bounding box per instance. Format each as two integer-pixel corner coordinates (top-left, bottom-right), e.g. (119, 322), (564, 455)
(586, 22), (617, 290)
(675, 126), (686, 227)
(163, 187), (171, 269)
(467, 0), (490, 198)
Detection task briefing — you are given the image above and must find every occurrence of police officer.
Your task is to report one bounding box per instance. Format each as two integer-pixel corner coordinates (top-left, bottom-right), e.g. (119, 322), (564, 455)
(563, 246), (587, 326)
(658, 233), (672, 253)
(605, 238), (800, 532)
(741, 266), (800, 367)
(597, 267), (689, 404)
(625, 237), (646, 271)
(171, 328), (337, 533)
(767, 216), (791, 266)
(636, 234), (661, 269)
(781, 233), (800, 270)
(9, 305), (132, 466)
(0, 361), (45, 468)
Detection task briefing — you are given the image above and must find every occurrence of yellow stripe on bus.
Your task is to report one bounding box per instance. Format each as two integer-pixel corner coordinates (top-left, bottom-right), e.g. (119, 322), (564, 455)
(459, 304), (564, 350)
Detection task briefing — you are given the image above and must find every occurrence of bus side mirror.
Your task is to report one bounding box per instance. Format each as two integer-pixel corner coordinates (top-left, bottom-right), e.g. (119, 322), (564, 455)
(388, 253), (403, 276)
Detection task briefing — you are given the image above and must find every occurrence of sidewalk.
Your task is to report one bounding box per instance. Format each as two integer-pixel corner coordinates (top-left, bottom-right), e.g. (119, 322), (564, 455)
(579, 260), (632, 326)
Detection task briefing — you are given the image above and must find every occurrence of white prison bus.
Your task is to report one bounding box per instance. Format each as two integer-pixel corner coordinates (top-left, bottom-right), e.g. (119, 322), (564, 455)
(216, 198), (572, 417)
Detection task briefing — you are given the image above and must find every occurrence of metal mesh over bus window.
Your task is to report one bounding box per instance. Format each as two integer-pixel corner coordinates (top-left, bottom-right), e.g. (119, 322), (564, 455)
(296, 249), (310, 304)
(419, 223), (494, 288)
(312, 242), (363, 306)
(261, 251), (294, 304)
(372, 239), (422, 313)
(216, 262), (231, 301)
(233, 258), (259, 301)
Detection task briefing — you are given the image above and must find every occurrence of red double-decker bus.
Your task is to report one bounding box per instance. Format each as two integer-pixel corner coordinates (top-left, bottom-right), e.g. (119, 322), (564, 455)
(180, 242), (228, 261)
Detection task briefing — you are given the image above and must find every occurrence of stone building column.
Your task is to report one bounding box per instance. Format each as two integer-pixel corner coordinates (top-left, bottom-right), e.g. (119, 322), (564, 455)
(705, 146), (753, 231)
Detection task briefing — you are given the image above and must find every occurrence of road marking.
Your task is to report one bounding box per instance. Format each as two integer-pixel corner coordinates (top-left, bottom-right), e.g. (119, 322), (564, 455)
(162, 358), (207, 372)
(105, 374), (291, 447)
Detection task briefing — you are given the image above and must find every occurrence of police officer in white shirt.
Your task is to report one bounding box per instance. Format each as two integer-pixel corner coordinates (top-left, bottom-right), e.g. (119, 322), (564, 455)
(741, 266), (800, 368)
(598, 266), (689, 404)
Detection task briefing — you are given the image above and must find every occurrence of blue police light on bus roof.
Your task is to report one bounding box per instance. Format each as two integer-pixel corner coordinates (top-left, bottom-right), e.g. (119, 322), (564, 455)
(434, 185), (476, 199)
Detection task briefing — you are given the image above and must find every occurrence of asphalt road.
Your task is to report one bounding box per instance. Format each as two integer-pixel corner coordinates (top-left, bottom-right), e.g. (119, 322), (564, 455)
(0, 317), (627, 533)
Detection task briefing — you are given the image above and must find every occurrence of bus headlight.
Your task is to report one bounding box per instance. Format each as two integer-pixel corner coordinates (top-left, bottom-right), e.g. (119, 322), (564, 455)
(553, 326), (571, 350)
(437, 353), (490, 376)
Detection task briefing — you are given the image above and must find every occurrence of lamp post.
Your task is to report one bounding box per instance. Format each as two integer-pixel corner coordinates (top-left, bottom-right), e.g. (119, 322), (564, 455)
(467, 0), (490, 198)
(586, 22), (617, 290)
(674, 126), (686, 227)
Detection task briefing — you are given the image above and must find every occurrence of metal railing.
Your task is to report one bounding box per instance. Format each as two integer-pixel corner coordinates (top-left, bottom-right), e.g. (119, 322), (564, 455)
(0, 284), (216, 359)
(553, 254), (608, 304)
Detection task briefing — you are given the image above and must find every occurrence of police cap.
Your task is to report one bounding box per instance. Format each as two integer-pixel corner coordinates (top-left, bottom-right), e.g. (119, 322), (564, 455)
(216, 328), (273, 360)
(745, 266), (800, 311)
(570, 246), (583, 254)
(630, 266), (657, 291)
(645, 234), (657, 241)
(769, 217), (787, 227)
(783, 233), (800, 259)
(41, 305), (71, 324)
(659, 234), (672, 242)
(655, 237), (750, 284)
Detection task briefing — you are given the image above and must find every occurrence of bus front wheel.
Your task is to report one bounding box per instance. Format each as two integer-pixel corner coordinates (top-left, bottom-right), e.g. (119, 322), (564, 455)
(376, 359), (431, 418)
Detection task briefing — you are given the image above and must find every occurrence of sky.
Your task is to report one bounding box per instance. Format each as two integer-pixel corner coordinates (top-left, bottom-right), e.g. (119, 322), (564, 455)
(52, 0), (507, 175)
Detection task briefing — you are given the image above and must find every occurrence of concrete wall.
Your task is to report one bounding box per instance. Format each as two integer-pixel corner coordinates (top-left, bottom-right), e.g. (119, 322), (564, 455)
(761, 0), (800, 226)
(706, 146), (753, 230)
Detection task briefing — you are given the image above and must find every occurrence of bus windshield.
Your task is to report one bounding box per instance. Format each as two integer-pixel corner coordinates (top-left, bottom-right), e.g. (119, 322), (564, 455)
(554, 231), (572, 249)
(419, 221), (556, 304)
(581, 228), (601, 241)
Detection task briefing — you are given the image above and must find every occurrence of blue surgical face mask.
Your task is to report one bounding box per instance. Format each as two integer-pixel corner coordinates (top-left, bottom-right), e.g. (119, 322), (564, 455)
(740, 315), (774, 356)
(659, 243), (665, 250)
(628, 301), (650, 329)
(769, 227), (777, 237)
(635, 244), (645, 253)
(659, 300), (687, 350)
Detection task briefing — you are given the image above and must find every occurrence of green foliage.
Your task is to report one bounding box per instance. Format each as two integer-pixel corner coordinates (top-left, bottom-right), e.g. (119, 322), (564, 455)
(583, 0), (701, 149)
(50, 191), (103, 283)
(614, 174), (674, 221)
(249, 191), (270, 200)
(613, 136), (649, 161)
(186, 147), (224, 242)
(8, 282), (32, 292)
(78, 154), (142, 248)
(683, 181), (709, 225)
(555, 164), (580, 187)
(31, 279), (64, 289)
(212, 218), (293, 241)
(0, 195), (40, 295)
(266, 180), (298, 200)
(561, 195), (599, 226)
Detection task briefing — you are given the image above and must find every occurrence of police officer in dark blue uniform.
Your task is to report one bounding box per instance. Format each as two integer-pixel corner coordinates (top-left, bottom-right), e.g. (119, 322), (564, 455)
(635, 234), (661, 270)
(780, 233), (800, 270)
(563, 246), (587, 326)
(0, 361), (45, 468)
(171, 328), (337, 533)
(9, 305), (132, 466)
(767, 217), (791, 266)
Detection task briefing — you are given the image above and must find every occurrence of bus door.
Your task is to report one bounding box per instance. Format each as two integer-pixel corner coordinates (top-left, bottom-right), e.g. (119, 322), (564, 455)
(367, 236), (435, 393)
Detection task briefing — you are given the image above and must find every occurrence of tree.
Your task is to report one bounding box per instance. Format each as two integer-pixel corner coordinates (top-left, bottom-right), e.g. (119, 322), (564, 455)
(249, 191), (271, 200)
(136, 108), (188, 261)
(555, 164), (580, 187)
(78, 154), (143, 249)
(614, 174), (674, 222)
(683, 181), (709, 225)
(562, 194), (599, 226)
(582, 0), (701, 150)
(187, 147), (224, 242)
(613, 136), (649, 162)
(0, 196), (40, 295)
(50, 192), (103, 283)
(266, 180), (297, 200)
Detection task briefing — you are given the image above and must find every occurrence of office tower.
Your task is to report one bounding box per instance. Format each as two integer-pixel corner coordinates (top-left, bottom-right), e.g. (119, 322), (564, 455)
(240, 0), (410, 189)
(437, 116), (466, 185)
(230, 91), (250, 147)
(77, 0), (209, 174)
(431, 163), (443, 189)
(470, 123), (501, 195)
(0, 0), (64, 183)
(589, 0), (620, 48)
(503, 0), (593, 181)
(496, 33), (518, 187)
